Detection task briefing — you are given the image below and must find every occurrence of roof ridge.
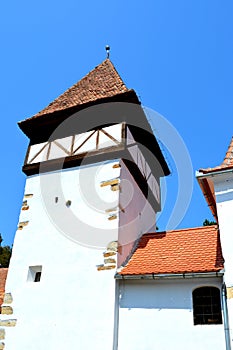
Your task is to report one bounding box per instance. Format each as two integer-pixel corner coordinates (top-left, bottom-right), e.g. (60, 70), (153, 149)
(27, 58), (129, 120)
(49, 59), (127, 101)
(143, 225), (218, 236)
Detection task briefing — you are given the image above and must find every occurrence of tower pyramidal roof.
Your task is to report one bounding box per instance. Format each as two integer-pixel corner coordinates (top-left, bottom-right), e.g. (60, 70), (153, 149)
(18, 57), (170, 177)
(197, 136), (233, 220)
(31, 59), (131, 119)
(222, 136), (233, 167)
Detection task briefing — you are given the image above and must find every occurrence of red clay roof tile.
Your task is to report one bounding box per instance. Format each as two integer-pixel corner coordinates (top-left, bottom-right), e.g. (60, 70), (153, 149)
(119, 226), (223, 276)
(30, 59), (129, 120)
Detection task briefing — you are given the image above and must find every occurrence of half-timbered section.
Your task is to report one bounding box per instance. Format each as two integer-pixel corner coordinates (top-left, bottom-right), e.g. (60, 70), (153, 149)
(25, 123), (125, 165)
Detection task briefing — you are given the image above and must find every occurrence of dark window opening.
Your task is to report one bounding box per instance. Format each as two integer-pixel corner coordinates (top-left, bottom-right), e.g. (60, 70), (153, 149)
(193, 286), (222, 325)
(34, 271), (41, 282)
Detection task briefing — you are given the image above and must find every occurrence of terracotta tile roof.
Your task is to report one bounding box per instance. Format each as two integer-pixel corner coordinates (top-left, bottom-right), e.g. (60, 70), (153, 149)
(119, 226), (224, 276)
(0, 268), (8, 306)
(30, 59), (129, 119)
(200, 137), (233, 174)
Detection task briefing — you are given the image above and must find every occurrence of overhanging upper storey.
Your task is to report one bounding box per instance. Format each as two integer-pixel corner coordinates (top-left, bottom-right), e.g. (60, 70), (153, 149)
(19, 59), (170, 180)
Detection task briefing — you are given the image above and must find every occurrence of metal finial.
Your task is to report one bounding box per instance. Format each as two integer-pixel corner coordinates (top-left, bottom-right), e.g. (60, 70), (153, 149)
(105, 45), (110, 59)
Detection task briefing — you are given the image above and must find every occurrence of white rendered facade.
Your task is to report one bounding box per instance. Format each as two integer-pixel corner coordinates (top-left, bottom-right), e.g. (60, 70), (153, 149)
(207, 170), (233, 349)
(117, 278), (225, 350)
(3, 130), (231, 350)
(3, 138), (158, 349)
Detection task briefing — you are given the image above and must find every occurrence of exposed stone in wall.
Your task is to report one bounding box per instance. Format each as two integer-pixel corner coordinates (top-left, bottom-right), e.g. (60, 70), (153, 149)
(21, 200), (29, 211)
(227, 287), (233, 299)
(105, 206), (118, 213)
(0, 320), (17, 327)
(1, 306), (13, 315)
(104, 258), (116, 265)
(108, 214), (117, 221)
(105, 204), (124, 221)
(22, 206), (29, 211)
(97, 264), (116, 271)
(17, 221), (29, 230)
(97, 241), (118, 271)
(112, 163), (121, 168)
(103, 251), (116, 258)
(0, 329), (5, 340)
(24, 194), (33, 199)
(3, 294), (13, 305)
(100, 178), (119, 187)
(105, 204), (124, 215)
(111, 184), (120, 191)
(99, 177), (120, 191)
(0, 341), (4, 349)
(107, 241), (118, 252)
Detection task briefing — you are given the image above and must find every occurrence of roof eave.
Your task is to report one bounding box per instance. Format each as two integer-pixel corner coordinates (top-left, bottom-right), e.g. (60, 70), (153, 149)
(115, 270), (224, 280)
(18, 89), (140, 134)
(197, 167), (233, 177)
(196, 173), (218, 221)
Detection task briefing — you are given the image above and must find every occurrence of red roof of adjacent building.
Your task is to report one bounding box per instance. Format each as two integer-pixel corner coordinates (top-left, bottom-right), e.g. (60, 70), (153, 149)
(119, 226), (224, 276)
(0, 268), (8, 306)
(30, 59), (129, 120)
(200, 136), (233, 174)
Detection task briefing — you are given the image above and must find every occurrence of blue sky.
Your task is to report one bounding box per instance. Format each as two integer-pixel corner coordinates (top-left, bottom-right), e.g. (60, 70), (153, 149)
(1, 1), (233, 246)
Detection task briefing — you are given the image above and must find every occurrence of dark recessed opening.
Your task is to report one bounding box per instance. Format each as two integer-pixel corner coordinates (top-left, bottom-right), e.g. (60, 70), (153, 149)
(34, 271), (41, 282)
(193, 286), (222, 325)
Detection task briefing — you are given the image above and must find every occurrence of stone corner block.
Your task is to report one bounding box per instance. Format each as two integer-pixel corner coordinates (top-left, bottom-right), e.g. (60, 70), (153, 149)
(227, 287), (233, 299)
(0, 319), (17, 327)
(1, 306), (13, 315)
(0, 329), (5, 340)
(3, 293), (13, 305)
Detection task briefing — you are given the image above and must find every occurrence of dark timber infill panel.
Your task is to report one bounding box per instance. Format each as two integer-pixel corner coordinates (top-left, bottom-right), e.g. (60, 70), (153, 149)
(126, 124), (170, 177)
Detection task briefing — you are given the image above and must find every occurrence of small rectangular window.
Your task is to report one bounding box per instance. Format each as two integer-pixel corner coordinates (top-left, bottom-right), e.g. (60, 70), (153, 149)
(27, 266), (42, 282)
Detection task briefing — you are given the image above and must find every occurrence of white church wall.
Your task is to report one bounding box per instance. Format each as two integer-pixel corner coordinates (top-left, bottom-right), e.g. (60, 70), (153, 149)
(4, 159), (122, 350)
(213, 174), (233, 348)
(118, 278), (225, 350)
(214, 176), (233, 286)
(118, 161), (156, 267)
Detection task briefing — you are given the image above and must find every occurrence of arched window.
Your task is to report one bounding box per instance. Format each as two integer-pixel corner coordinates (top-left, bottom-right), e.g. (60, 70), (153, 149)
(192, 287), (222, 325)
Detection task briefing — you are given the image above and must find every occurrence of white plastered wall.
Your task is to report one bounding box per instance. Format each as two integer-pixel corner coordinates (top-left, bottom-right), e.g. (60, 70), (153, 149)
(4, 139), (161, 349)
(118, 278), (225, 350)
(4, 160), (121, 350)
(214, 174), (233, 348)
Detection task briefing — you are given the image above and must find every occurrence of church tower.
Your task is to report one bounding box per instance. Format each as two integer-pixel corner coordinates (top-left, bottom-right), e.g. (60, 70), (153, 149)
(2, 58), (169, 350)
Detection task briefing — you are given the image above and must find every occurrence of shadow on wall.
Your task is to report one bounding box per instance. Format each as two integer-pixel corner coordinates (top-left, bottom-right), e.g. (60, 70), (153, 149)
(215, 233), (224, 269)
(120, 279), (196, 310)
